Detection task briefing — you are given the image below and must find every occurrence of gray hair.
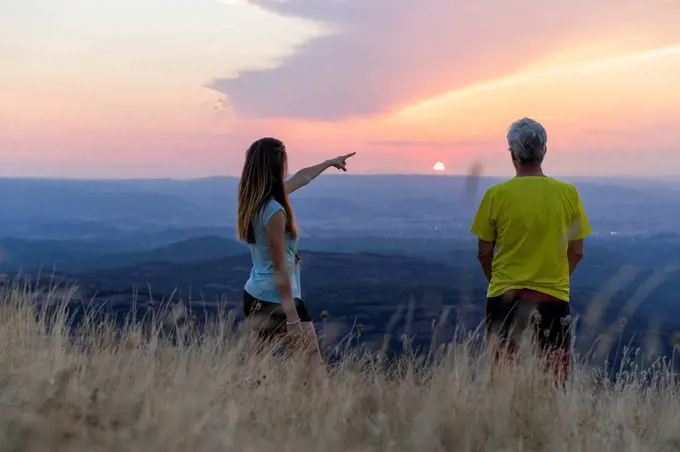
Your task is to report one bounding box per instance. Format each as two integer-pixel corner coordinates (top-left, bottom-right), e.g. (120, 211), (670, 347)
(506, 117), (547, 165)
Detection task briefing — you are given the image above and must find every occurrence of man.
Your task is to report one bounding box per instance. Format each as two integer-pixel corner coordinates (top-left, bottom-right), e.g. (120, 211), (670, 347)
(470, 117), (591, 383)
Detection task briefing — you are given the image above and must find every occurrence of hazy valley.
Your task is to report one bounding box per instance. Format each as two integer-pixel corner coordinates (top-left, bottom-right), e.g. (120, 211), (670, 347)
(2, 175), (680, 363)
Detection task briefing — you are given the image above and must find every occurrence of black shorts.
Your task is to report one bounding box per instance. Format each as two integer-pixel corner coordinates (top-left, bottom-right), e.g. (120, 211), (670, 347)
(485, 290), (572, 352)
(243, 290), (312, 339)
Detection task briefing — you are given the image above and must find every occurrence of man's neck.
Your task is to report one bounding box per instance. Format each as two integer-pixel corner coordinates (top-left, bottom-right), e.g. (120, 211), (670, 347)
(515, 164), (545, 177)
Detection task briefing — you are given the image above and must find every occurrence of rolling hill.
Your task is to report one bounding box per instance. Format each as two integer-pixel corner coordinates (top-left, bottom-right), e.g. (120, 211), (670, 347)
(0, 235), (246, 272)
(13, 244), (679, 363)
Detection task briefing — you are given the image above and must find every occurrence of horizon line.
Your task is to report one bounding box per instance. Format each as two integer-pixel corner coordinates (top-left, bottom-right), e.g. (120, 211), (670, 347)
(0, 173), (678, 183)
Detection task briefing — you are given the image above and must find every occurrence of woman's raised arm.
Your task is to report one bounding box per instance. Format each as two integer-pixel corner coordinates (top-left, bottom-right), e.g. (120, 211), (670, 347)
(285, 152), (356, 194)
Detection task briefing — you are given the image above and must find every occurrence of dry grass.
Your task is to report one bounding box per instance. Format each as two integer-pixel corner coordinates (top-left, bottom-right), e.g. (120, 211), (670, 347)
(1, 284), (679, 452)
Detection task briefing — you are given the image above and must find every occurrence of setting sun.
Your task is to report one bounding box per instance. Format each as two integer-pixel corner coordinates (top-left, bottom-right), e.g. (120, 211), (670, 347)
(433, 161), (446, 172)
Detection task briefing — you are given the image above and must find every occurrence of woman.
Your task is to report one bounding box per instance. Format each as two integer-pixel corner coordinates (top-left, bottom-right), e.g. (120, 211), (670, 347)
(237, 137), (355, 364)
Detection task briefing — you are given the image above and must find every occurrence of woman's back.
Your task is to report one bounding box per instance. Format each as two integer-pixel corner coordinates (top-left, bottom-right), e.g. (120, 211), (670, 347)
(245, 199), (301, 303)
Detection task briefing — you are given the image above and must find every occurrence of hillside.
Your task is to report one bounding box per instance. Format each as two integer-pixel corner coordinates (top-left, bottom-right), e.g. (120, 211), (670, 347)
(0, 236), (246, 272)
(15, 246), (679, 364)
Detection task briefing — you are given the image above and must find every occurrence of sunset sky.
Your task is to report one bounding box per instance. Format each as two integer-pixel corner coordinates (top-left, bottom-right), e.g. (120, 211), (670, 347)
(2, 0), (680, 178)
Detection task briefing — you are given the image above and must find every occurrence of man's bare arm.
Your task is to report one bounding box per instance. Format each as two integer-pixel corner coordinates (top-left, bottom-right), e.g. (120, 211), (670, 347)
(567, 239), (584, 275)
(477, 238), (495, 282)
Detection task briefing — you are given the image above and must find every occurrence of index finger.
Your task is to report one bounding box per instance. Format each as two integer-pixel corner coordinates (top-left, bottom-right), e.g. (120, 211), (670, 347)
(343, 152), (357, 159)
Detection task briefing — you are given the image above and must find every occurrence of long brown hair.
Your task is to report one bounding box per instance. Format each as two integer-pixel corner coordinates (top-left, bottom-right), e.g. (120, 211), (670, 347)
(237, 137), (298, 243)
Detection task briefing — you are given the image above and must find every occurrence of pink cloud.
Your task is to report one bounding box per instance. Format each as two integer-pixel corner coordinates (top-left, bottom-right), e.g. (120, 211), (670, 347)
(210, 0), (680, 120)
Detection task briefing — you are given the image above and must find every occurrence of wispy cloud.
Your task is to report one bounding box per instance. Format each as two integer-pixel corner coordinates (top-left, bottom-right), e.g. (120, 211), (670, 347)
(396, 45), (680, 120)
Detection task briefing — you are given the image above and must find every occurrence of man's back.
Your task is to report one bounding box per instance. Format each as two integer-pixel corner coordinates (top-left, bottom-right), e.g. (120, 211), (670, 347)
(470, 176), (591, 302)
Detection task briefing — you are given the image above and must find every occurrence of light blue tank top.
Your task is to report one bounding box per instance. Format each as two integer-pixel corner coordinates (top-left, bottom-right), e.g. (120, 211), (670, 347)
(244, 199), (301, 303)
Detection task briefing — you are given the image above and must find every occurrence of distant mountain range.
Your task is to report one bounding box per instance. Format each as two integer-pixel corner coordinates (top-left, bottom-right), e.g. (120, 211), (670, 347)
(3, 230), (678, 274)
(3, 175), (680, 366)
(3, 175), (680, 241)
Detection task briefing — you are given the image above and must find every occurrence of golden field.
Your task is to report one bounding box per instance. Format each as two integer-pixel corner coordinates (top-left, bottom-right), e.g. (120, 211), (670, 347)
(0, 282), (679, 452)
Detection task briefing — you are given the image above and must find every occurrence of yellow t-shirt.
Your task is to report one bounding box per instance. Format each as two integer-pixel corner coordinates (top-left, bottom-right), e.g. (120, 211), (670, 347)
(470, 176), (592, 302)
